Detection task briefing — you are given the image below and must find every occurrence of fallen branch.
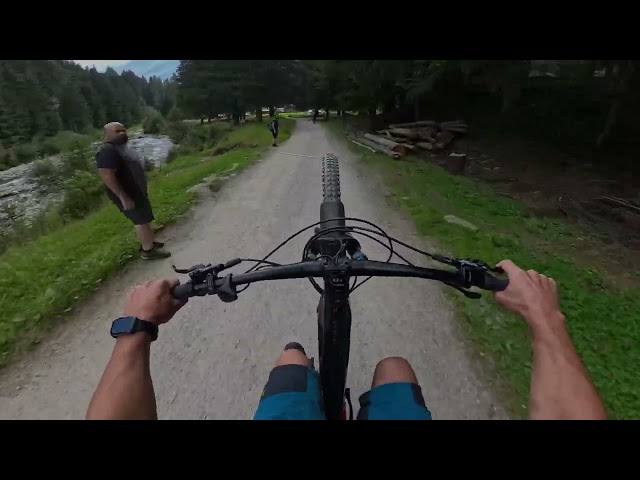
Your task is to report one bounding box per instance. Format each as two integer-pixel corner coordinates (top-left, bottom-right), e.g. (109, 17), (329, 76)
(353, 136), (401, 159)
(557, 196), (569, 216)
(595, 196), (640, 213)
(349, 138), (376, 153)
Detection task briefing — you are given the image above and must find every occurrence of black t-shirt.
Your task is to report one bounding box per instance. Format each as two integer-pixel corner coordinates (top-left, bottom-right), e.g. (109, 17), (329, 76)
(96, 143), (145, 201)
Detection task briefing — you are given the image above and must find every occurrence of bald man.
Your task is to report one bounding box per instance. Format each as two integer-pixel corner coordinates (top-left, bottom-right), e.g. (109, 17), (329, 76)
(96, 122), (170, 260)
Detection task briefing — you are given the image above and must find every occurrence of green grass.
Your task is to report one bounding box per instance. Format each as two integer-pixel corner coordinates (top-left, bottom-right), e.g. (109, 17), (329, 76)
(0, 118), (294, 367)
(279, 112), (311, 119)
(326, 121), (640, 420)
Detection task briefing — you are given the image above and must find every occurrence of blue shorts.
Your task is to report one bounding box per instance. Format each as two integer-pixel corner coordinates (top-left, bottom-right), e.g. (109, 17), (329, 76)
(253, 364), (432, 420)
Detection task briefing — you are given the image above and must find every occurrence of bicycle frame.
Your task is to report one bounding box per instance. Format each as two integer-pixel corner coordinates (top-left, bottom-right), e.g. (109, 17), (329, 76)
(310, 194), (358, 420)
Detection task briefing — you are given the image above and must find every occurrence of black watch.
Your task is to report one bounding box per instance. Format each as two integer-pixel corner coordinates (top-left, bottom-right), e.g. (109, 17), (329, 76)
(110, 316), (158, 341)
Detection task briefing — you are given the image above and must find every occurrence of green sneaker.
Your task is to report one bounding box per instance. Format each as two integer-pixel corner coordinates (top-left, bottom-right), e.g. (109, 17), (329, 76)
(140, 245), (171, 260)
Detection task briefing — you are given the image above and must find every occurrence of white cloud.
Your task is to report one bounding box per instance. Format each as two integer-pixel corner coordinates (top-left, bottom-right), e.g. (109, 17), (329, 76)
(73, 60), (131, 71)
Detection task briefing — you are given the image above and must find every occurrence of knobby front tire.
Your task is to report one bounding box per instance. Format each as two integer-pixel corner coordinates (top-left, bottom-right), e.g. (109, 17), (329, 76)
(322, 153), (341, 202)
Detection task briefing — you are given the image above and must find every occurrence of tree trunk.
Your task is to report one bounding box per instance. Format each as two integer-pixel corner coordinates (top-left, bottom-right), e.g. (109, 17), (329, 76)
(200, 118), (204, 124)
(597, 61), (635, 148)
(596, 100), (619, 148)
(500, 82), (521, 113)
(382, 97), (396, 114)
(368, 107), (377, 132)
(269, 106), (275, 117)
(256, 108), (263, 123)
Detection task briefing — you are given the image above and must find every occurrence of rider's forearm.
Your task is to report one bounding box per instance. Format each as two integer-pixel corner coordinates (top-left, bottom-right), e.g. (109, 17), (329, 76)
(86, 332), (157, 420)
(528, 313), (607, 420)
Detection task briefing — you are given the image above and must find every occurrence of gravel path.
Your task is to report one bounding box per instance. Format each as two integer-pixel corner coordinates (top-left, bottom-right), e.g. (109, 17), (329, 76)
(0, 119), (507, 420)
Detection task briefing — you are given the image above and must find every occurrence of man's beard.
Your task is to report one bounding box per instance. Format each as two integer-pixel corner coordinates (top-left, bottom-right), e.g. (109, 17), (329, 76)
(113, 134), (128, 145)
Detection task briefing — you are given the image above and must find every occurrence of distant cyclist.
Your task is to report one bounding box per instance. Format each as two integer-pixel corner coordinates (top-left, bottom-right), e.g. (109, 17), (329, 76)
(86, 260), (607, 420)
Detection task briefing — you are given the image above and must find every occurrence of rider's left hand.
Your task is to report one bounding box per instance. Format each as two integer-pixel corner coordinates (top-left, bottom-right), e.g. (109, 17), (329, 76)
(124, 279), (187, 326)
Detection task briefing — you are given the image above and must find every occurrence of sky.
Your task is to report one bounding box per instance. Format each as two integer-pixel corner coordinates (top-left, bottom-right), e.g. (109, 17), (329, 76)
(73, 60), (131, 71)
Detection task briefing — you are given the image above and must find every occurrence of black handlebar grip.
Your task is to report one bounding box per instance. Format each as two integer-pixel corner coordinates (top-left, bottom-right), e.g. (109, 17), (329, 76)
(483, 273), (510, 292)
(171, 282), (193, 300)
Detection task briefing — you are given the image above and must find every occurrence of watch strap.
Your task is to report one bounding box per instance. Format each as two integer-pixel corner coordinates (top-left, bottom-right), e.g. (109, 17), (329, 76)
(111, 316), (158, 341)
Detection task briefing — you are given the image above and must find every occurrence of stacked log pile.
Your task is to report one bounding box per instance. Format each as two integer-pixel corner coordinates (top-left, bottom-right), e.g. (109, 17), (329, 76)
(348, 120), (469, 173)
(348, 120), (467, 159)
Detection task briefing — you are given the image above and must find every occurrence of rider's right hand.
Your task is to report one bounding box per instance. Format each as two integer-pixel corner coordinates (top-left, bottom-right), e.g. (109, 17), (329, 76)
(493, 260), (565, 334)
(124, 279), (187, 326)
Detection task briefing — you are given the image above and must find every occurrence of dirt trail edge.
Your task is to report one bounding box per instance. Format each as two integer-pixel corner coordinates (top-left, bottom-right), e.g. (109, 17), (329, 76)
(0, 120), (508, 420)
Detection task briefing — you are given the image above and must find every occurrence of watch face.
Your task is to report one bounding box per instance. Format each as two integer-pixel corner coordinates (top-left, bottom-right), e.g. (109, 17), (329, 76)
(110, 317), (138, 336)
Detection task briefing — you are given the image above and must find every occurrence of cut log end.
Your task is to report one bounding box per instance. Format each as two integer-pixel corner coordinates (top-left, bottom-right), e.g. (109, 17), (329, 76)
(447, 152), (467, 175)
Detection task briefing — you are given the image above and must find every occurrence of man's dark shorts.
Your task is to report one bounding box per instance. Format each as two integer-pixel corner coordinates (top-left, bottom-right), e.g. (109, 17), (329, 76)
(111, 195), (155, 226)
(253, 364), (432, 420)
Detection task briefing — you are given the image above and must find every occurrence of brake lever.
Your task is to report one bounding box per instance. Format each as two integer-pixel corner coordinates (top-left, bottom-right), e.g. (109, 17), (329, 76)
(172, 258), (244, 286)
(172, 263), (209, 274)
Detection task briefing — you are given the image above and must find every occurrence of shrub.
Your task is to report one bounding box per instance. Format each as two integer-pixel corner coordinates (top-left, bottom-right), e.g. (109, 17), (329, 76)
(167, 107), (185, 122)
(30, 158), (58, 180)
(143, 113), (166, 135)
(13, 143), (38, 164)
(166, 147), (179, 164)
(40, 138), (62, 156)
(163, 121), (189, 143)
(59, 170), (105, 219)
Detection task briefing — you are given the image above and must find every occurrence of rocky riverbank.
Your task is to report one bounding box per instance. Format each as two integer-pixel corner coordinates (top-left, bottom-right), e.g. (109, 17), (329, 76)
(0, 132), (174, 230)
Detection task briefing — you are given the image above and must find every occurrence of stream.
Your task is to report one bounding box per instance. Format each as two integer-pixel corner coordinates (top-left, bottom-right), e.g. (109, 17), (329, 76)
(0, 132), (174, 231)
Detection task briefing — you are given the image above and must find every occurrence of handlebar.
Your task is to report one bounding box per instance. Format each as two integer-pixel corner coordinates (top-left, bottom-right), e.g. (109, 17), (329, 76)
(478, 273), (509, 292)
(171, 282), (196, 299)
(170, 259), (509, 301)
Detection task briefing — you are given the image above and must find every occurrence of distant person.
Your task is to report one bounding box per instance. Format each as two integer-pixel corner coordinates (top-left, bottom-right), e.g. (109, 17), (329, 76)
(312, 108), (319, 124)
(96, 122), (170, 260)
(268, 115), (279, 147)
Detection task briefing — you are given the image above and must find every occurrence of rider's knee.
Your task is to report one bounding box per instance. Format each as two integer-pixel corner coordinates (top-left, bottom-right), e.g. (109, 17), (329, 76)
(275, 349), (310, 368)
(372, 356), (419, 388)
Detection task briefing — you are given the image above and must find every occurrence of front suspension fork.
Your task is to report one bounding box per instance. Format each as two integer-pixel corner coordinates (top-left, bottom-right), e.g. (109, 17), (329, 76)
(341, 388), (354, 420)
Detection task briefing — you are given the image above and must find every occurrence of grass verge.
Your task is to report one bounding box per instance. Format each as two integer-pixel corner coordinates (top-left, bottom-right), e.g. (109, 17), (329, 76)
(0, 118), (294, 368)
(279, 112), (311, 119)
(326, 121), (640, 420)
